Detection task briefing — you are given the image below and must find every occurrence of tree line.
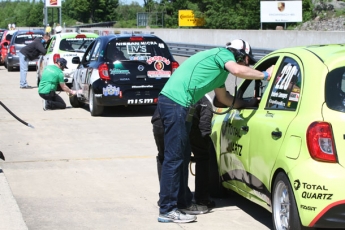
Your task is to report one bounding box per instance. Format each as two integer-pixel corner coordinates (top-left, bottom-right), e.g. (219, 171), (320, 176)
(0, 0), (314, 30)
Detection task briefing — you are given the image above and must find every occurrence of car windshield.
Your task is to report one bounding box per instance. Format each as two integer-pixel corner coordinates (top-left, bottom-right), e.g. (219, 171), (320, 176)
(325, 67), (345, 112)
(15, 33), (43, 45)
(59, 37), (95, 52)
(105, 38), (171, 62)
(0, 31), (4, 40)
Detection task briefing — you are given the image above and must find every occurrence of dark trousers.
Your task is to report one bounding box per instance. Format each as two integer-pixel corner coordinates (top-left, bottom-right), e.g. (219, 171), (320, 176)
(153, 124), (211, 204)
(39, 91), (66, 110)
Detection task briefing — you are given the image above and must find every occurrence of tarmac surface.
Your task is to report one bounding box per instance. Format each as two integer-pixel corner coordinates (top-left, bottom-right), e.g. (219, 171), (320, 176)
(0, 61), (272, 230)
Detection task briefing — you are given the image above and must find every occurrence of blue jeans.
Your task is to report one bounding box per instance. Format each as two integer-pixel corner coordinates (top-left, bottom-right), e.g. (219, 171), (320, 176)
(158, 94), (193, 214)
(19, 52), (29, 87)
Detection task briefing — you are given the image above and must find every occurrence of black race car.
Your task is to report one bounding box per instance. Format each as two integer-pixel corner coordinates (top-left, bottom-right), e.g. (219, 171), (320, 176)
(70, 33), (179, 116)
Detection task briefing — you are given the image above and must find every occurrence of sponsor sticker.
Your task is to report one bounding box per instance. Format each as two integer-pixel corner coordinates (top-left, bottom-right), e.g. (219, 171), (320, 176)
(127, 98), (154, 104)
(103, 85), (120, 96)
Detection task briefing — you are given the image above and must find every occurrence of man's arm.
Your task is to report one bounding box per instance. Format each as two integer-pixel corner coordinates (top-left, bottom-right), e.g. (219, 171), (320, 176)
(214, 87), (258, 109)
(225, 61), (274, 80)
(59, 83), (75, 95)
(36, 42), (47, 55)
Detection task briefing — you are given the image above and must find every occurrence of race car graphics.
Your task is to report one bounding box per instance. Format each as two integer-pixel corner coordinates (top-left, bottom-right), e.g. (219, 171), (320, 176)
(103, 85), (120, 96)
(146, 56), (170, 65)
(127, 98), (154, 104)
(110, 68), (130, 75)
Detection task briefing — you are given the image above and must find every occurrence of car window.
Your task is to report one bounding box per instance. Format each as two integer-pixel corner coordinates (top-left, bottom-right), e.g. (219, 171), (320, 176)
(15, 33), (43, 45)
(60, 37), (95, 52)
(90, 40), (101, 60)
(83, 40), (96, 63)
(0, 31), (4, 40)
(105, 38), (171, 62)
(236, 56), (279, 107)
(47, 37), (56, 53)
(325, 67), (345, 112)
(265, 57), (302, 111)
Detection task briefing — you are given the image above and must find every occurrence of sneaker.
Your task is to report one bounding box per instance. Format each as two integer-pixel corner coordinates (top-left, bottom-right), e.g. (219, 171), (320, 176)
(42, 100), (47, 111)
(179, 203), (209, 215)
(196, 200), (216, 210)
(158, 209), (196, 223)
(20, 85), (33, 89)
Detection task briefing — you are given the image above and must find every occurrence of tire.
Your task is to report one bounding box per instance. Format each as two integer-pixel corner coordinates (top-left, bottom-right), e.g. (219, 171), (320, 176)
(7, 61), (13, 72)
(89, 87), (104, 116)
(69, 82), (84, 108)
(209, 144), (226, 198)
(272, 172), (303, 230)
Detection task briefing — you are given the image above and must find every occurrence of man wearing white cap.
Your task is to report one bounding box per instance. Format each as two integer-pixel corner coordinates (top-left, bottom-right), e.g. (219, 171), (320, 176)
(156, 39), (274, 223)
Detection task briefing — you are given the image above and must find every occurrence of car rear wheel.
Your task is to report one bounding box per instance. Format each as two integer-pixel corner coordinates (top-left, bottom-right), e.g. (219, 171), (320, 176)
(7, 60), (13, 71)
(272, 172), (303, 230)
(209, 144), (226, 198)
(69, 82), (84, 108)
(89, 87), (104, 116)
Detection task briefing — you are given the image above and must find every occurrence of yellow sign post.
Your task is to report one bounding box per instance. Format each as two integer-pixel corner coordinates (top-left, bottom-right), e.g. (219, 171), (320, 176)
(178, 10), (205, 27)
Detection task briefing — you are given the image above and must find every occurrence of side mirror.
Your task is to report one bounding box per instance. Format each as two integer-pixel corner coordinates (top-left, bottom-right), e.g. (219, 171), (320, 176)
(72, 56), (80, 64)
(213, 91), (231, 108)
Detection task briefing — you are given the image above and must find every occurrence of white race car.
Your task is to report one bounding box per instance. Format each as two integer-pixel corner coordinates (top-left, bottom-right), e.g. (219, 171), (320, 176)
(36, 32), (98, 87)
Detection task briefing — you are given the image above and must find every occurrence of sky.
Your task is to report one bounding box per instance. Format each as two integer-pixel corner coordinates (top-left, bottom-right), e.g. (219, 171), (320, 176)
(126, 0), (144, 6)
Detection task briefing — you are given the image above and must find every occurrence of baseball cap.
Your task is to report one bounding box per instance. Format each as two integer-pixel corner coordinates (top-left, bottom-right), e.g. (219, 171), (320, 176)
(56, 58), (68, 69)
(226, 39), (257, 65)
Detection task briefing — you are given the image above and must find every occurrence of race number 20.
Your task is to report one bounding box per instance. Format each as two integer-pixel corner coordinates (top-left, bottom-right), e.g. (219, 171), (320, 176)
(275, 64), (298, 90)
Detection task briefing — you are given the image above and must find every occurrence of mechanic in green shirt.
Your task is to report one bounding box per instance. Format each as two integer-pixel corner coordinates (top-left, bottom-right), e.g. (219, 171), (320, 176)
(38, 58), (76, 111)
(157, 39), (275, 223)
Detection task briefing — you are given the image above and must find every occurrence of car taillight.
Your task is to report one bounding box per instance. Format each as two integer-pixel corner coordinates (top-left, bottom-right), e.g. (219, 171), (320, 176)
(171, 61), (179, 73)
(9, 45), (15, 55)
(75, 34), (86, 38)
(129, 36), (143, 41)
(306, 122), (337, 163)
(53, 53), (60, 63)
(98, 63), (111, 81)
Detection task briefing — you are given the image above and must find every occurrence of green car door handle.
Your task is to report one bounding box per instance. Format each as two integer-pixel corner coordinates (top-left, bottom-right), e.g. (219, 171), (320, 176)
(241, 126), (249, 132)
(272, 131), (282, 138)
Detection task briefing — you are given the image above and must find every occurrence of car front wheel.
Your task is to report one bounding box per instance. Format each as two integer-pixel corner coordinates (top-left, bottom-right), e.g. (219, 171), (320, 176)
(89, 87), (104, 116)
(69, 82), (84, 108)
(272, 172), (304, 230)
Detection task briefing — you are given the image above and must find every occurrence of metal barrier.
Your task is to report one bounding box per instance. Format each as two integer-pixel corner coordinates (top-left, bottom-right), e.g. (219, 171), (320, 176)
(166, 42), (275, 60)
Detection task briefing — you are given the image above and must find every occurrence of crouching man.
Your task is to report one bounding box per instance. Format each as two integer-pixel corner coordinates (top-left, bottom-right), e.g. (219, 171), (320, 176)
(38, 58), (76, 111)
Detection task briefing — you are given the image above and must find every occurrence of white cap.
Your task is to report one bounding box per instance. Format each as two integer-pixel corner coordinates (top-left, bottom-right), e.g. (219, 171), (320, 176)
(226, 39), (257, 65)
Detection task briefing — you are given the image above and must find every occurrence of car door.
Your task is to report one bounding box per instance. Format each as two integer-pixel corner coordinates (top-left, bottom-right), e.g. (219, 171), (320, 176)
(39, 37), (55, 76)
(247, 55), (303, 204)
(75, 40), (99, 99)
(220, 54), (303, 205)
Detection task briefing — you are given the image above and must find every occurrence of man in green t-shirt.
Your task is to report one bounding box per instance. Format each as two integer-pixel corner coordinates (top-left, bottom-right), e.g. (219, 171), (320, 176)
(157, 39), (274, 223)
(38, 58), (76, 111)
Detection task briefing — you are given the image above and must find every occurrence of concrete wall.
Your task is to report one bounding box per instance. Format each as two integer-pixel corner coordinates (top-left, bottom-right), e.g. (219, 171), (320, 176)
(81, 28), (345, 50)
(21, 27), (345, 50)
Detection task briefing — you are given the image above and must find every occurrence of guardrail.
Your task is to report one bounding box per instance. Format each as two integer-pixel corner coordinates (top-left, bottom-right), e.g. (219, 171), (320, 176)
(166, 42), (275, 60)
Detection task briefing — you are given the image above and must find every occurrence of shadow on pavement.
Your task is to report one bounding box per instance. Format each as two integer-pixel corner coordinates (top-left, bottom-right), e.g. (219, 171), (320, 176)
(77, 104), (157, 118)
(212, 191), (273, 229)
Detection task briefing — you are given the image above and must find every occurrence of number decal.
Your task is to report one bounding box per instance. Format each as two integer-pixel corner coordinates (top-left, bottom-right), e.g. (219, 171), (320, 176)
(275, 64), (298, 90)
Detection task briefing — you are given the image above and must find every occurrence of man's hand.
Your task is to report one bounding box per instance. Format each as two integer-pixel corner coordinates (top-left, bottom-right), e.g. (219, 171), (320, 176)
(266, 65), (275, 80)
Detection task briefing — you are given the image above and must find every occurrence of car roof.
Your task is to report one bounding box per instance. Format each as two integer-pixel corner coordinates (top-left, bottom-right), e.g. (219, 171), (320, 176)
(14, 30), (44, 35)
(53, 32), (98, 39)
(272, 44), (345, 64)
(96, 33), (164, 43)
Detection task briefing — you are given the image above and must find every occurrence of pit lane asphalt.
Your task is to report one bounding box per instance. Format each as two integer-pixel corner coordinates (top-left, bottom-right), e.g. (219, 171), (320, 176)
(0, 60), (272, 230)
